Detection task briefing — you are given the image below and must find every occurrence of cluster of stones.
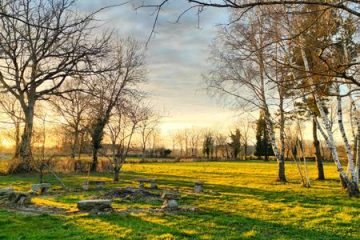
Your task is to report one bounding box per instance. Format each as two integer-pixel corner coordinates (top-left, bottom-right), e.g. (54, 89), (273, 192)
(0, 188), (31, 205)
(76, 179), (205, 213)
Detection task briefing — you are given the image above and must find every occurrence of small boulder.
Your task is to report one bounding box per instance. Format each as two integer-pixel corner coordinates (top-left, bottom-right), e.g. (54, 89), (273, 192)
(162, 199), (178, 210)
(0, 188), (13, 196)
(194, 181), (204, 193)
(161, 191), (180, 210)
(77, 199), (112, 212)
(8, 192), (31, 205)
(0, 188), (13, 203)
(32, 183), (51, 194)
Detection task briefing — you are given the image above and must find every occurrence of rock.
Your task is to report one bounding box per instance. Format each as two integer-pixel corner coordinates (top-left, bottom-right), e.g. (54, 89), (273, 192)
(82, 182), (89, 191)
(8, 192), (31, 205)
(162, 199), (178, 210)
(0, 188), (13, 196)
(194, 181), (204, 193)
(77, 199), (112, 212)
(32, 183), (51, 194)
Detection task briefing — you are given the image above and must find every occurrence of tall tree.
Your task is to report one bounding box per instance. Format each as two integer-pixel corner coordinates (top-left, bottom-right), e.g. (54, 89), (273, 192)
(139, 107), (160, 160)
(207, 8), (287, 181)
(254, 112), (274, 161)
(0, 0), (110, 172)
(0, 93), (23, 156)
(52, 78), (91, 160)
(203, 132), (214, 159)
(106, 98), (148, 181)
(290, 4), (360, 195)
(87, 38), (145, 172)
(229, 129), (241, 159)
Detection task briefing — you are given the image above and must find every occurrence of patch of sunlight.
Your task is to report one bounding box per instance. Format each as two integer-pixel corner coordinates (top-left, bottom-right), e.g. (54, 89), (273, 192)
(32, 197), (76, 210)
(242, 230), (257, 238)
(334, 212), (353, 222)
(136, 213), (168, 225)
(72, 216), (132, 238)
(152, 233), (175, 240)
(182, 229), (198, 235)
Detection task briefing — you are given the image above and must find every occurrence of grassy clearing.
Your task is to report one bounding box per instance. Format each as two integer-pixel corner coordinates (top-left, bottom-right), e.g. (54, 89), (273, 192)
(0, 161), (359, 239)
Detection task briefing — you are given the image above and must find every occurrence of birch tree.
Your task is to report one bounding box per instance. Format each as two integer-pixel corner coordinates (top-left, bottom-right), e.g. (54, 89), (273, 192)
(207, 8), (288, 181)
(289, 5), (360, 196)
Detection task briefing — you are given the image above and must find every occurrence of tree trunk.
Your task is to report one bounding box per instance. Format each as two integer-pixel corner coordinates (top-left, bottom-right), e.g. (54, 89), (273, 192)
(142, 147), (146, 161)
(278, 160), (286, 182)
(71, 130), (79, 160)
(90, 120), (106, 172)
(313, 117), (325, 180)
(91, 147), (98, 172)
(114, 166), (120, 182)
(356, 134), (360, 182)
(15, 103), (35, 172)
(13, 121), (20, 157)
(300, 44), (358, 195)
(244, 144), (248, 160)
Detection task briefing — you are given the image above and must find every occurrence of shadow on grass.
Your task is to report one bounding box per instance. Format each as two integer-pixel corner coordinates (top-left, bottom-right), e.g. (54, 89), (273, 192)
(119, 171), (359, 208)
(89, 209), (357, 240)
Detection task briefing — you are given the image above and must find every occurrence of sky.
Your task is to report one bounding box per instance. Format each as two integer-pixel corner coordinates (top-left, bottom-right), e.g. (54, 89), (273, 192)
(76, 0), (240, 136)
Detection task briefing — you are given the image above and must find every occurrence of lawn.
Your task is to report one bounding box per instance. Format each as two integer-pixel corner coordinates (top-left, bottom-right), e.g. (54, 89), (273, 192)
(0, 161), (359, 239)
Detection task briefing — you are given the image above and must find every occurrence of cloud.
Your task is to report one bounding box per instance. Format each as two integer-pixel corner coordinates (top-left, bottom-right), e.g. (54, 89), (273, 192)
(77, 0), (235, 133)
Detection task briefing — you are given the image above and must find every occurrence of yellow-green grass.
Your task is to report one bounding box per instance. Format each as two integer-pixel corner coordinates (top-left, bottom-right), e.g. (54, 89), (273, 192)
(0, 161), (359, 239)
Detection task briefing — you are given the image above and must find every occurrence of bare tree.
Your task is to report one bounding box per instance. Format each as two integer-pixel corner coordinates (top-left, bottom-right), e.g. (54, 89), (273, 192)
(52, 78), (91, 161)
(87, 38), (145, 172)
(207, 8), (288, 181)
(239, 119), (252, 160)
(139, 106), (160, 160)
(0, 0), (110, 172)
(214, 132), (227, 159)
(0, 93), (23, 155)
(106, 98), (147, 181)
(189, 127), (201, 157)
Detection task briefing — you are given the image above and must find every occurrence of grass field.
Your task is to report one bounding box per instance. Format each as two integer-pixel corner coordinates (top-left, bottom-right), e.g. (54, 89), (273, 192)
(0, 161), (359, 239)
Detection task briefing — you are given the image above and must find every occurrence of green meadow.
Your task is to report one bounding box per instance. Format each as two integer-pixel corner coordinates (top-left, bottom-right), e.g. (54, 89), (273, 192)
(0, 161), (359, 239)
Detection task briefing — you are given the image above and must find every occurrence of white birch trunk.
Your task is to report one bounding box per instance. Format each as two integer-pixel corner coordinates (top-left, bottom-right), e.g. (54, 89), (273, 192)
(350, 96), (360, 184)
(300, 46), (349, 182)
(336, 85), (356, 181)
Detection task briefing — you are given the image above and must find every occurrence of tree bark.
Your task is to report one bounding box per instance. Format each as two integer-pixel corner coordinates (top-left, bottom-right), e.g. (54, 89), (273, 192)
(313, 117), (325, 180)
(300, 44), (358, 196)
(114, 166), (120, 182)
(278, 160), (286, 182)
(356, 134), (360, 182)
(71, 129), (80, 160)
(91, 147), (98, 172)
(15, 103), (35, 172)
